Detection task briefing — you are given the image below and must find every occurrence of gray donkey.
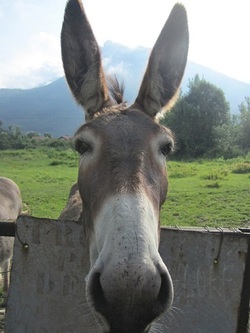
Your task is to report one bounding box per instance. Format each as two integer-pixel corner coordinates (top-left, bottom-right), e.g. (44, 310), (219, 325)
(0, 177), (22, 303)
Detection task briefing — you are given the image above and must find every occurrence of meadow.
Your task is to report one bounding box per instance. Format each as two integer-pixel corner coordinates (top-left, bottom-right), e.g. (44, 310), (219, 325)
(0, 148), (249, 228)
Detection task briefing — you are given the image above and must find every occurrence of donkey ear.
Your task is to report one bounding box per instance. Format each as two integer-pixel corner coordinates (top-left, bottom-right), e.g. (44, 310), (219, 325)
(133, 4), (189, 119)
(61, 0), (110, 120)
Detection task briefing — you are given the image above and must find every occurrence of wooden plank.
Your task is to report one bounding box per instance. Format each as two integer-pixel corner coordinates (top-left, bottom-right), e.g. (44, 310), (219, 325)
(0, 221), (15, 237)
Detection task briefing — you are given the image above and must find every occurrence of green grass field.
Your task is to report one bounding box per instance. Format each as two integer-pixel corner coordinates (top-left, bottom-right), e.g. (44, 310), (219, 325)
(0, 148), (249, 228)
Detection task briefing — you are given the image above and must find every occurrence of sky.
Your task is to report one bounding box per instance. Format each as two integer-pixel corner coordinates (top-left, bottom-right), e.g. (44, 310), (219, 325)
(0, 0), (249, 89)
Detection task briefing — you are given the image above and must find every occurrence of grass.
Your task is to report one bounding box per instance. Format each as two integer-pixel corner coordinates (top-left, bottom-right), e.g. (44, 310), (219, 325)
(163, 158), (250, 227)
(0, 148), (78, 218)
(0, 149), (249, 228)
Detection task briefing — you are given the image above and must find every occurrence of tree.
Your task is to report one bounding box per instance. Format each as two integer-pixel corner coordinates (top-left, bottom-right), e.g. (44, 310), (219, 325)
(0, 120), (9, 149)
(161, 75), (230, 158)
(27, 131), (40, 139)
(212, 114), (242, 158)
(238, 97), (250, 151)
(0, 120), (68, 150)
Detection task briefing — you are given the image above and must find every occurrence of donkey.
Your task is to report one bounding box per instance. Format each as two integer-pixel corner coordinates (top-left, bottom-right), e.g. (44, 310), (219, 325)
(0, 177), (22, 302)
(61, 0), (188, 332)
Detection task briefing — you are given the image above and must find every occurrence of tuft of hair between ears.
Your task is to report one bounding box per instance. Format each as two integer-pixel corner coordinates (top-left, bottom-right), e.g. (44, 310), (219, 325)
(107, 75), (125, 105)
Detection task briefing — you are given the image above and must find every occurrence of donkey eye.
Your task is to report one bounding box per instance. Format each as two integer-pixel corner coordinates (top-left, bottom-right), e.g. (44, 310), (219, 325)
(160, 142), (173, 157)
(75, 141), (92, 155)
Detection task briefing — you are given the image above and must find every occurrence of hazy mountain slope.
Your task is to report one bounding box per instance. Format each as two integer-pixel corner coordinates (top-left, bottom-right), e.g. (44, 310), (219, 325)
(0, 78), (83, 137)
(0, 42), (249, 136)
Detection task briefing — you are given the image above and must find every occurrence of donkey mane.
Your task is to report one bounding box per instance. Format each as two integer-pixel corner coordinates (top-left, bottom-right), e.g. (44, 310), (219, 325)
(107, 75), (125, 105)
(89, 75), (127, 119)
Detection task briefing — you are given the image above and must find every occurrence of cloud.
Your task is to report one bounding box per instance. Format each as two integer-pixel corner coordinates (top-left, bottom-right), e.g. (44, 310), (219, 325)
(0, 31), (63, 88)
(0, 0), (64, 89)
(0, 62), (63, 89)
(0, 0), (250, 89)
(104, 59), (129, 79)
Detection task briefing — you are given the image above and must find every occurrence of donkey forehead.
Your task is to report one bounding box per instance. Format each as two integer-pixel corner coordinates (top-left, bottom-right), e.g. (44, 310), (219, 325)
(74, 110), (173, 147)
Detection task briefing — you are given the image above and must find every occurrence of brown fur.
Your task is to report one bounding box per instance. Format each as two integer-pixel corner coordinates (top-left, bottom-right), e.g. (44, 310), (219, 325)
(59, 183), (82, 221)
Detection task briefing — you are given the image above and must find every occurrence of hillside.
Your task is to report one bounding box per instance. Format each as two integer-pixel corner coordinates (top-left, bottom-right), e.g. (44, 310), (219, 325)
(0, 42), (249, 137)
(0, 78), (83, 137)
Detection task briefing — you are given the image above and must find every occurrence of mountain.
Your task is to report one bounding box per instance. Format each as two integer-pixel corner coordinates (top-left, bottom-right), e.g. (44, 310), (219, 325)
(0, 78), (83, 137)
(102, 41), (250, 114)
(0, 41), (249, 137)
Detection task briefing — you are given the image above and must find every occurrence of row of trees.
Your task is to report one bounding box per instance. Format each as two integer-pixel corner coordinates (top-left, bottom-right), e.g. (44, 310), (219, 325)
(0, 122), (70, 150)
(161, 75), (250, 158)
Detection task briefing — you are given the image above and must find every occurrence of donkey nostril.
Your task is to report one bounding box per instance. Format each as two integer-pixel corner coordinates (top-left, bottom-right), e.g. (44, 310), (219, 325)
(157, 272), (174, 310)
(88, 272), (107, 313)
(87, 265), (173, 333)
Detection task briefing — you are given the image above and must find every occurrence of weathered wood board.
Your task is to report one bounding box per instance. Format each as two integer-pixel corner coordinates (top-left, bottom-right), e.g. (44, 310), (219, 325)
(159, 227), (249, 333)
(5, 217), (250, 333)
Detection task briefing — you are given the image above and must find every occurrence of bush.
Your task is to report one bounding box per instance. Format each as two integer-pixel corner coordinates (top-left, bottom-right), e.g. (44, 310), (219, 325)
(232, 162), (250, 174)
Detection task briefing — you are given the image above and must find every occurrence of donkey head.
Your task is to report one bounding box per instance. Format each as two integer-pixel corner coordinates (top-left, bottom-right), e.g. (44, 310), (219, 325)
(61, 1), (188, 332)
